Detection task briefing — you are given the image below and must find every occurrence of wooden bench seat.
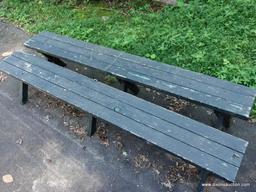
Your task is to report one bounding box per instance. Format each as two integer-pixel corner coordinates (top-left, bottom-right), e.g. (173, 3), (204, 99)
(24, 32), (256, 130)
(0, 52), (248, 184)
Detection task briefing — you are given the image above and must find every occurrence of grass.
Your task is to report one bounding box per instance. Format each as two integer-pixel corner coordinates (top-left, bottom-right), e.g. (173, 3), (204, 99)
(0, 0), (256, 116)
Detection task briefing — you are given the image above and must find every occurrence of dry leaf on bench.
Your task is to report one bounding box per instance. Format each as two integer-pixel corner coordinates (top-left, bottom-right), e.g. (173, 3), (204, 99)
(2, 174), (14, 183)
(16, 138), (23, 145)
(1, 51), (13, 57)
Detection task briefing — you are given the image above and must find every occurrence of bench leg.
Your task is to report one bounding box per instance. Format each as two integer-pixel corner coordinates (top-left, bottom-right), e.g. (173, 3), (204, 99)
(197, 170), (209, 192)
(119, 79), (139, 95)
(20, 82), (28, 105)
(43, 54), (67, 67)
(124, 82), (128, 92)
(214, 111), (231, 131)
(87, 114), (97, 137)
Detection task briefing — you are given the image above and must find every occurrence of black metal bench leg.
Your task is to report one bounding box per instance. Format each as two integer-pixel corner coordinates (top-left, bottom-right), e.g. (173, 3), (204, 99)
(42, 54), (67, 67)
(20, 82), (28, 105)
(119, 79), (129, 93)
(126, 81), (140, 95)
(214, 111), (231, 131)
(87, 114), (97, 137)
(197, 170), (209, 192)
(119, 79), (139, 95)
(124, 82), (128, 93)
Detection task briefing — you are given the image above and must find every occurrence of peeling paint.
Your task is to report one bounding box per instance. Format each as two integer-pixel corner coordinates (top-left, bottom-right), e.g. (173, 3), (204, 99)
(128, 72), (150, 81)
(230, 104), (243, 111)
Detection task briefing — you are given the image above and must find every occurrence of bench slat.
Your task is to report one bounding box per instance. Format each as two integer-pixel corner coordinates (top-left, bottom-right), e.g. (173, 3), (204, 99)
(5, 55), (245, 168)
(25, 32), (256, 118)
(0, 56), (245, 182)
(12, 52), (248, 154)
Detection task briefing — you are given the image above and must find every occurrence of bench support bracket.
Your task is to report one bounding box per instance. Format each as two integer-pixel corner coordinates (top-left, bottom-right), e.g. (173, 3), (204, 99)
(87, 114), (97, 137)
(197, 170), (209, 192)
(20, 82), (28, 105)
(214, 111), (231, 131)
(43, 54), (67, 67)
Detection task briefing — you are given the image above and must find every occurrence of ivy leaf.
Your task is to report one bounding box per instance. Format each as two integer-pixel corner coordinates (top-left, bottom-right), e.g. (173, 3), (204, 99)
(150, 54), (156, 59)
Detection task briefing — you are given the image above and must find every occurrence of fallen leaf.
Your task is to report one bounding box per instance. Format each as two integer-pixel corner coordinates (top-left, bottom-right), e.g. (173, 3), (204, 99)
(1, 51), (13, 57)
(153, 168), (160, 175)
(189, 164), (196, 169)
(122, 151), (128, 157)
(134, 154), (151, 168)
(15, 138), (23, 145)
(115, 141), (123, 150)
(161, 181), (173, 190)
(64, 121), (69, 126)
(206, 110), (213, 115)
(2, 174), (13, 183)
(100, 138), (109, 146)
(0, 72), (7, 82)
(44, 115), (50, 121)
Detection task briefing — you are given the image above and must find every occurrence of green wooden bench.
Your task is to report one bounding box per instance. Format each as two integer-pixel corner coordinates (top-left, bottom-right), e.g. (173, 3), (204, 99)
(0, 52), (249, 191)
(25, 32), (256, 131)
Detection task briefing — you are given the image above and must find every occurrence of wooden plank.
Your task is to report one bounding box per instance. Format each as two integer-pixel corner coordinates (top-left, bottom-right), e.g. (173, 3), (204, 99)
(24, 34), (256, 118)
(0, 59), (244, 182)
(38, 31), (256, 97)
(4, 54), (245, 168)
(12, 52), (248, 154)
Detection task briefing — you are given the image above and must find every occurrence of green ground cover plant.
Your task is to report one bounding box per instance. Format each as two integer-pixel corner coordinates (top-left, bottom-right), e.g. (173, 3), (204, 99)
(0, 0), (256, 115)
